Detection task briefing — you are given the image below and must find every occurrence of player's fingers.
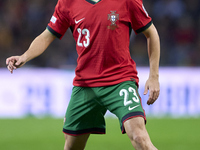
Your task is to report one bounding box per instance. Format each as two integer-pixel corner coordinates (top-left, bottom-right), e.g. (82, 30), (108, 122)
(6, 57), (12, 65)
(143, 84), (149, 95)
(15, 59), (21, 66)
(154, 89), (160, 100)
(143, 89), (148, 95)
(147, 97), (154, 105)
(147, 89), (160, 105)
(6, 56), (19, 66)
(8, 59), (18, 72)
(154, 88), (160, 99)
(147, 90), (154, 105)
(7, 64), (13, 73)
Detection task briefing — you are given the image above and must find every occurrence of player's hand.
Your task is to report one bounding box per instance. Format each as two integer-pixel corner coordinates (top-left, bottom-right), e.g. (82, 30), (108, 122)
(143, 77), (160, 105)
(6, 56), (26, 73)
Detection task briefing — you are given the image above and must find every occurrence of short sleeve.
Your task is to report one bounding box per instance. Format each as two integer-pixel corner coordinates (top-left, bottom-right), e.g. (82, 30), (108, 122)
(47, 0), (71, 39)
(128, 0), (152, 34)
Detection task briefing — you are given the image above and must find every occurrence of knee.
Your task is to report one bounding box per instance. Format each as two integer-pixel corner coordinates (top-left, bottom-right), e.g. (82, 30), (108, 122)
(129, 133), (152, 150)
(129, 132), (158, 150)
(132, 134), (147, 146)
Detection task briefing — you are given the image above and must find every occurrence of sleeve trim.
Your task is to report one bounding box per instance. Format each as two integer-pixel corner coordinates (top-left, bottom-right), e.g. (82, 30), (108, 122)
(47, 25), (62, 39)
(135, 20), (153, 34)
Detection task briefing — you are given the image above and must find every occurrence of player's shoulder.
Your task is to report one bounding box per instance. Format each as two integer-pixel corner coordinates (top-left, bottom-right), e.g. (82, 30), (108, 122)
(57, 0), (76, 6)
(56, 0), (76, 12)
(126, 0), (142, 5)
(125, 0), (143, 9)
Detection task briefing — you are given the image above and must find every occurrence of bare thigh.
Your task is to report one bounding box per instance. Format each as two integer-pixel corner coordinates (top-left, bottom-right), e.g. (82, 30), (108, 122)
(124, 117), (148, 139)
(64, 133), (90, 150)
(124, 117), (157, 150)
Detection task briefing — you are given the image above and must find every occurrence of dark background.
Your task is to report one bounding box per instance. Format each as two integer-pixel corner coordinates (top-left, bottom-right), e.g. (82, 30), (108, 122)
(1, 0), (199, 68)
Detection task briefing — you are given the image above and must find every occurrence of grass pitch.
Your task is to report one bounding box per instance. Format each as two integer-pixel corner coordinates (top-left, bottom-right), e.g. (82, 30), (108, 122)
(0, 117), (200, 150)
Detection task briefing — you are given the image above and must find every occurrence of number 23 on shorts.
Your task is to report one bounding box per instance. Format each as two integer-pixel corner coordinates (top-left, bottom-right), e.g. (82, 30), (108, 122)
(119, 87), (140, 110)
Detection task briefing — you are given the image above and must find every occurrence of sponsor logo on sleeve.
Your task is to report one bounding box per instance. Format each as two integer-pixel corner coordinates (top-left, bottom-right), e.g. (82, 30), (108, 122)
(50, 16), (57, 24)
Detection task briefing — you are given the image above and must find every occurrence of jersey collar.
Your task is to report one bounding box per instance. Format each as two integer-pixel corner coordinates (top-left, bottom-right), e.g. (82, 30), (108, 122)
(85, 0), (101, 4)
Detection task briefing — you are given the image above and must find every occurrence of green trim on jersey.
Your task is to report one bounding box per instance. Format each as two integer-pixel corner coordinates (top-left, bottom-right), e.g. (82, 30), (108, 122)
(136, 20), (153, 34)
(46, 26), (62, 39)
(86, 0), (101, 4)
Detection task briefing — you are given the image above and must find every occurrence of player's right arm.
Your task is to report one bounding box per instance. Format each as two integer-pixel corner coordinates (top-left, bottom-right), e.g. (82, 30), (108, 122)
(6, 29), (56, 73)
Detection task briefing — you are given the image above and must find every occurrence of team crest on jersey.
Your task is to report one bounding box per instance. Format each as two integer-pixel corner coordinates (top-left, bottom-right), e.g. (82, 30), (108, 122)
(107, 11), (119, 30)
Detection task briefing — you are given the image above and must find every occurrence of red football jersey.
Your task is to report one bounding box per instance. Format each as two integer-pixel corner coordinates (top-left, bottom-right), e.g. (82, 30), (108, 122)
(47, 0), (152, 87)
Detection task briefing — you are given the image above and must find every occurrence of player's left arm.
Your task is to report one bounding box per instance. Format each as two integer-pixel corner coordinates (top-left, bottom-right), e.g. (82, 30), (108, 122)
(142, 23), (160, 105)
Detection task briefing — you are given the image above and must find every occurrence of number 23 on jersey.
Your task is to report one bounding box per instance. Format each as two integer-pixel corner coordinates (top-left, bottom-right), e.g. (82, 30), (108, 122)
(77, 28), (90, 48)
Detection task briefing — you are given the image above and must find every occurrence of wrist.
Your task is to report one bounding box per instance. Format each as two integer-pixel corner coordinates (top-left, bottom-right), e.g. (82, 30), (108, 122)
(149, 73), (159, 79)
(21, 53), (29, 63)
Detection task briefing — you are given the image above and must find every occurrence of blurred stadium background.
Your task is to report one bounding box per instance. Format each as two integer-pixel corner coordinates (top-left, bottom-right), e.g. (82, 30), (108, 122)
(0, 0), (200, 149)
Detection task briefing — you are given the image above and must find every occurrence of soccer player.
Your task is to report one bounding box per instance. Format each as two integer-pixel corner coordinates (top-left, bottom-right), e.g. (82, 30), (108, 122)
(6, 0), (160, 149)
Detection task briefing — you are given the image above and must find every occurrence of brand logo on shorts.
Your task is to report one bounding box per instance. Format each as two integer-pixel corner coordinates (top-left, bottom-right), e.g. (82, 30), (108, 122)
(128, 105), (139, 111)
(107, 11), (119, 30)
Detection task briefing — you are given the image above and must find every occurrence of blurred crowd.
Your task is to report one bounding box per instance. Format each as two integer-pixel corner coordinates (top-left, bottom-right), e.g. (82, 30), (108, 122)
(0, 0), (200, 68)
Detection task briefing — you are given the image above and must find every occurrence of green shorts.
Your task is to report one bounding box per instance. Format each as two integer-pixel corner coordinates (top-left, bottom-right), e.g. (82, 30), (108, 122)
(63, 81), (146, 136)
